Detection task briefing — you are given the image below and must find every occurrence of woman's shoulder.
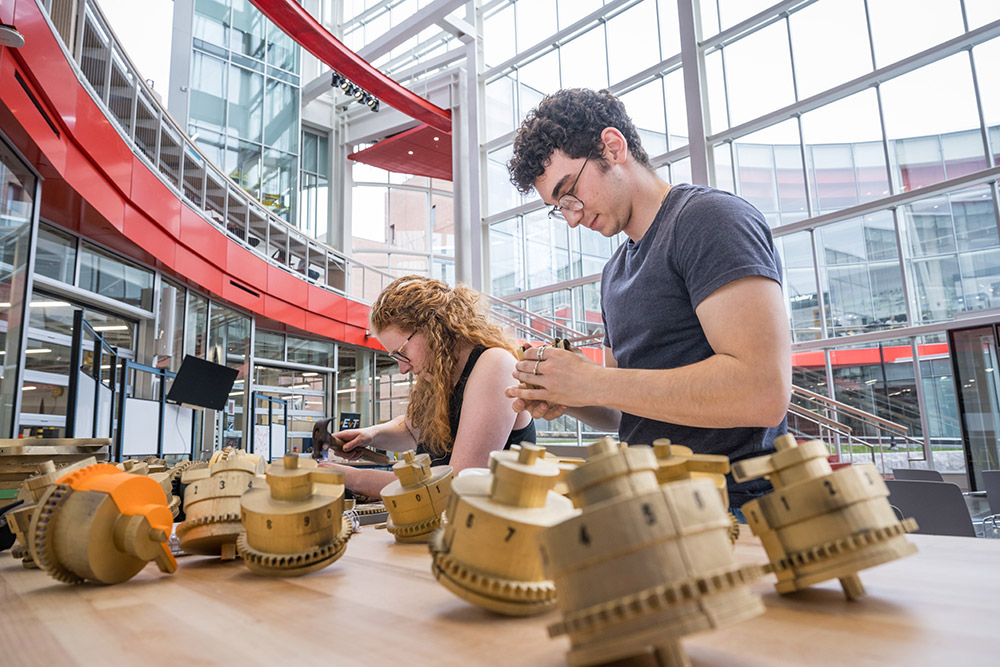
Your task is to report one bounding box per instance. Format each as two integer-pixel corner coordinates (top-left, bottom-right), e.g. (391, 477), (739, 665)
(468, 346), (517, 377)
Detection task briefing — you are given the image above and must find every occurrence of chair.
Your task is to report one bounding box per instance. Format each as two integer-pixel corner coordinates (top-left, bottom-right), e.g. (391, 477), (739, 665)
(885, 480), (976, 538)
(892, 468), (944, 482)
(982, 470), (1000, 537)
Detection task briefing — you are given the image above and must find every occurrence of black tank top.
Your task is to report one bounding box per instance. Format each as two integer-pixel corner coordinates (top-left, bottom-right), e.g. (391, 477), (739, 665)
(415, 345), (536, 466)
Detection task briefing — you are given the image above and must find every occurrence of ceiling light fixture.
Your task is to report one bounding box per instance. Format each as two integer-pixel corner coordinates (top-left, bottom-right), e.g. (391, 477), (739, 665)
(330, 71), (380, 114)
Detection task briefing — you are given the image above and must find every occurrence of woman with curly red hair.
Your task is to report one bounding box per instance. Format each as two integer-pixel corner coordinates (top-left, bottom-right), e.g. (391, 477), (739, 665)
(322, 275), (535, 497)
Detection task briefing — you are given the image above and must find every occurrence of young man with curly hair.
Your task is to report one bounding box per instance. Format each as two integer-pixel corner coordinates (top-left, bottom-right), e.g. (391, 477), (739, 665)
(506, 88), (791, 510)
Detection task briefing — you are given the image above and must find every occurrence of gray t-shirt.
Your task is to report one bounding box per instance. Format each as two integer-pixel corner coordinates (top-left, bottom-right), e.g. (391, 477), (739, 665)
(601, 184), (786, 505)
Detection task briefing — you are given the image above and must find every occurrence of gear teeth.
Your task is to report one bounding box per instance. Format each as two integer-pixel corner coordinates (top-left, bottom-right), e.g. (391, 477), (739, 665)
(772, 519), (917, 573)
(429, 532), (558, 606)
(547, 563), (765, 638)
(236, 515), (353, 574)
(167, 495), (181, 518)
(57, 462), (119, 488)
(32, 485), (86, 585)
(729, 512), (740, 543)
(351, 503), (386, 516)
(386, 514), (443, 538)
(175, 512), (243, 540)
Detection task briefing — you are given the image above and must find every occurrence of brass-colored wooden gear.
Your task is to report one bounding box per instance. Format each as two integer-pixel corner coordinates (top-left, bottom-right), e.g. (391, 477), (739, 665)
(238, 455), (351, 576)
(540, 437), (765, 667)
(380, 450), (452, 543)
(429, 444), (577, 616)
(652, 439), (739, 543)
(176, 452), (260, 559)
(28, 463), (177, 584)
(732, 434), (918, 600)
(5, 457), (97, 569)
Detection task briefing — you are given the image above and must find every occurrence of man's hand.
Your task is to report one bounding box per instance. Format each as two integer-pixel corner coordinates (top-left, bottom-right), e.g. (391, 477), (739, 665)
(506, 345), (601, 416)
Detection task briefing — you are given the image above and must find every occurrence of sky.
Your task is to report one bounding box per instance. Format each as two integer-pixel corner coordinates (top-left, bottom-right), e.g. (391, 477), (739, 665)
(98, 0), (175, 106)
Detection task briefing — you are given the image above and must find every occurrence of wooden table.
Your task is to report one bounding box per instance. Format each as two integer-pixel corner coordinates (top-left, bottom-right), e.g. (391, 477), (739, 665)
(1, 528), (996, 666)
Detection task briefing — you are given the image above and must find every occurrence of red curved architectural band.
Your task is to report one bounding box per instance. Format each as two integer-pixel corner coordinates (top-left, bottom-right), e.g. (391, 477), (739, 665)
(250, 0), (452, 134)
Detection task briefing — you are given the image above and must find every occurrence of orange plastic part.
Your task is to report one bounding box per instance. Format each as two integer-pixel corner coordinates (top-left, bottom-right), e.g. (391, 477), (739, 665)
(57, 463), (176, 569)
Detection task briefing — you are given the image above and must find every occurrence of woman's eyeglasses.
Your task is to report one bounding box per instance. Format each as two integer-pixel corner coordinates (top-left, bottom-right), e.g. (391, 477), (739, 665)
(388, 331), (416, 364)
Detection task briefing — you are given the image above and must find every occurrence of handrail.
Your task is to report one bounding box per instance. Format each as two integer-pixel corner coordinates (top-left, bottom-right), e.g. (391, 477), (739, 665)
(40, 0), (395, 306)
(792, 385), (909, 435)
(485, 294), (590, 341)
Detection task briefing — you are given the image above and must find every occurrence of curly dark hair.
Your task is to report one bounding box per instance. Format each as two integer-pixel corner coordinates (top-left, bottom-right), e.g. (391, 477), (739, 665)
(508, 88), (653, 194)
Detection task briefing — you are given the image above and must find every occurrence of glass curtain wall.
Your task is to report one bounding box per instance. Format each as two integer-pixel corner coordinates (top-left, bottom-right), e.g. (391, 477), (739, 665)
(0, 138), (38, 437)
(351, 160), (454, 288)
(300, 128), (331, 241)
(189, 0), (301, 222)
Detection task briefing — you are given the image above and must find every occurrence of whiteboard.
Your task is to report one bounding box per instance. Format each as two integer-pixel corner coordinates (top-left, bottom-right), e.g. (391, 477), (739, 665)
(74, 371), (113, 438)
(121, 397), (192, 456)
(254, 423), (286, 462)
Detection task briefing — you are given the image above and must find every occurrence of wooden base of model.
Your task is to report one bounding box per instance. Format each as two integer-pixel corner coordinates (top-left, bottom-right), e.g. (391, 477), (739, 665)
(5, 457), (98, 569)
(733, 434), (918, 600)
(177, 450), (259, 558)
(27, 463), (177, 584)
(238, 455), (351, 576)
(380, 450), (452, 543)
(541, 438), (764, 667)
(429, 444), (576, 616)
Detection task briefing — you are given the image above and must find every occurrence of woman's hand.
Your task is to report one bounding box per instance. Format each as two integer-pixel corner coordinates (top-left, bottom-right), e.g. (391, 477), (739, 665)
(329, 428), (374, 461)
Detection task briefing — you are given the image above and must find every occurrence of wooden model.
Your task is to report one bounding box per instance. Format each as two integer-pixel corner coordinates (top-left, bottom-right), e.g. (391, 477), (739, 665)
(0, 438), (110, 492)
(27, 463), (177, 584)
(176, 451), (259, 560)
(652, 438), (739, 543)
(5, 457), (97, 568)
(149, 460), (196, 519)
(380, 450), (452, 543)
(429, 444), (577, 616)
(312, 418), (391, 464)
(732, 434), (918, 600)
(237, 455), (351, 576)
(540, 437), (764, 667)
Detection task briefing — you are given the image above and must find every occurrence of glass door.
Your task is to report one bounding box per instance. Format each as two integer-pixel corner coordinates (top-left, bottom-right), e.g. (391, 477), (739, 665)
(949, 325), (1000, 490)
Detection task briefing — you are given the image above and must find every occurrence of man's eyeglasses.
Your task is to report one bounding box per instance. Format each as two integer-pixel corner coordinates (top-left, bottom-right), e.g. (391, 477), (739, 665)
(388, 331), (416, 364)
(548, 155), (591, 221)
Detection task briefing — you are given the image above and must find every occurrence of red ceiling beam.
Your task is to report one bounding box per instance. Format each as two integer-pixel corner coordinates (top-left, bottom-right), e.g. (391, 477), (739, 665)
(250, 0), (452, 134)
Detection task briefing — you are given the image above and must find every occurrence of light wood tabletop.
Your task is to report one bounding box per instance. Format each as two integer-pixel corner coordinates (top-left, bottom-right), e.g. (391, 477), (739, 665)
(1, 527), (996, 666)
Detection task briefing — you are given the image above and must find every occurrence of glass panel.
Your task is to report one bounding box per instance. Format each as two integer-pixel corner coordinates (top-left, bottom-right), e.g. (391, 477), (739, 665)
(734, 121), (804, 222)
(157, 280), (186, 373)
(524, 209), (570, 290)
(722, 21), (794, 127)
(777, 232), (821, 342)
(190, 51), (227, 133)
(374, 353), (410, 425)
(950, 326), (1000, 487)
(867, 0), (963, 68)
(230, 0), (265, 60)
(485, 75), (516, 143)
(483, 3), (515, 68)
(559, 27), (607, 91)
(431, 192), (454, 256)
(490, 217), (523, 297)
(225, 137), (262, 198)
(264, 78), (299, 153)
(619, 79), (667, 158)
(716, 0), (776, 31)
(487, 144), (518, 214)
(255, 330), (285, 360)
(261, 148), (296, 221)
(0, 139), (36, 436)
(337, 347), (372, 427)
(185, 291), (209, 359)
(388, 189), (427, 252)
(516, 0), (556, 53)
(518, 50), (560, 110)
(287, 336), (334, 367)
(966, 0), (1000, 29)
(194, 0), (228, 48)
(352, 186), (387, 243)
(789, 0), (872, 100)
(266, 17), (299, 72)
(228, 64), (263, 143)
(210, 302), (251, 449)
(79, 243), (154, 310)
(558, 0), (602, 29)
(606, 0), (659, 85)
(656, 0), (681, 58)
(881, 55), (985, 193)
(801, 90), (888, 214)
(664, 68), (687, 150)
(34, 224), (76, 284)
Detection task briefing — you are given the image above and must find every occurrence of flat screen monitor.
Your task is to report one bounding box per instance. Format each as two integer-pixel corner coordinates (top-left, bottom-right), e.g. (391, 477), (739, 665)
(166, 355), (239, 410)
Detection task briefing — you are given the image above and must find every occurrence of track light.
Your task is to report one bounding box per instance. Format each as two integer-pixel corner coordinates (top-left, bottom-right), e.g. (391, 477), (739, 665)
(329, 71), (380, 113)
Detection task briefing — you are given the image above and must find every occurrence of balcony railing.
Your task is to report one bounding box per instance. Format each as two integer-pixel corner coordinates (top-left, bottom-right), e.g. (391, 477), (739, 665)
(40, 0), (395, 306)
